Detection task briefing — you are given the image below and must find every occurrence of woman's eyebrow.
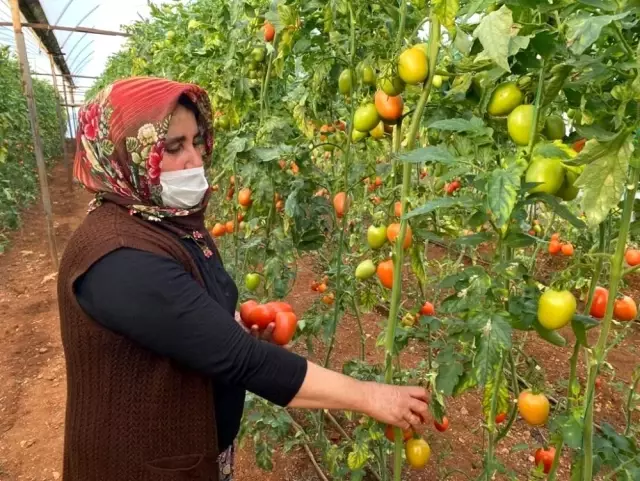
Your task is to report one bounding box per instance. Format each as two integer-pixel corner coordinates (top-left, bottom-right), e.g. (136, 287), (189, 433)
(165, 135), (186, 144)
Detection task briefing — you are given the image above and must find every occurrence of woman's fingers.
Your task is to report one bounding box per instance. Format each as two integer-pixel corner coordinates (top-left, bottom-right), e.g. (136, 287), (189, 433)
(409, 398), (429, 423)
(261, 323), (275, 341)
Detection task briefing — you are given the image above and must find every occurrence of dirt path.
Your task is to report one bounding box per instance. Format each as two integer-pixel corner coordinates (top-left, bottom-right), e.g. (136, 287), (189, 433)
(0, 163), (91, 481)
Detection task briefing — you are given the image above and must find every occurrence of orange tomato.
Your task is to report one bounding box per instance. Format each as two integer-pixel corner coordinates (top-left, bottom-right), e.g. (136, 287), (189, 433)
(625, 249), (640, 266)
(548, 239), (561, 255)
(237, 211), (245, 222)
(247, 304), (276, 329)
(278, 159), (287, 170)
(290, 162), (299, 174)
(374, 176), (382, 187)
(266, 301), (294, 314)
(333, 192), (349, 218)
(550, 233), (560, 241)
(420, 301), (435, 316)
(276, 200), (284, 211)
(240, 300), (258, 327)
(374, 90), (404, 123)
(377, 259), (394, 289)
(394, 201), (402, 217)
(614, 295), (637, 321)
(317, 283), (328, 293)
(225, 221), (235, 234)
(322, 293), (335, 305)
(387, 223), (412, 249)
(238, 188), (252, 207)
(561, 243), (574, 256)
(272, 311), (298, 346)
(311, 281), (319, 292)
(384, 424), (413, 442)
(263, 21), (275, 42)
(211, 223), (226, 237)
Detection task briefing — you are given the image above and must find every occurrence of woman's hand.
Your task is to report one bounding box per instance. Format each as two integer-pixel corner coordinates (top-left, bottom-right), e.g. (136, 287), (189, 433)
(361, 382), (429, 431)
(234, 312), (288, 347)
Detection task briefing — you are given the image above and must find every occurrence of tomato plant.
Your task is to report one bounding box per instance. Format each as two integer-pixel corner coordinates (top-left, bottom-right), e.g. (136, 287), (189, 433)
(91, 0), (640, 479)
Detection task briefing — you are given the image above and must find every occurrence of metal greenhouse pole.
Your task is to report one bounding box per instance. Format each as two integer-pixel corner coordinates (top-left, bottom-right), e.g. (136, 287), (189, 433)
(9, 0), (58, 268)
(49, 53), (72, 191)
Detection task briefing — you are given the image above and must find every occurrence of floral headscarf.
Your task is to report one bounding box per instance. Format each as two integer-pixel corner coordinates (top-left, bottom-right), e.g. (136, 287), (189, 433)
(74, 77), (216, 256)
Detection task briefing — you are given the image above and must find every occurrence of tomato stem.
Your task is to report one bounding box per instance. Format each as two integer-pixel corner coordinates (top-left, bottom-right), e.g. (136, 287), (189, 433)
(582, 164), (640, 481)
(525, 60), (546, 164)
(260, 32), (277, 122)
(350, 295), (366, 361)
(624, 368), (640, 436)
(322, 1), (357, 369)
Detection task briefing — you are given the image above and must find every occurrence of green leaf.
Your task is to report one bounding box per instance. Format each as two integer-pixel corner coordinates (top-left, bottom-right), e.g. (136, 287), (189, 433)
(433, 0), (459, 33)
(428, 116), (487, 135)
(404, 196), (476, 220)
(482, 370), (509, 419)
(441, 271), (492, 313)
(503, 232), (537, 248)
(534, 323), (567, 347)
(524, 193), (587, 229)
(565, 12), (629, 55)
(572, 315), (599, 346)
(435, 346), (464, 396)
(410, 244), (427, 285)
(473, 6), (530, 72)
(474, 314), (511, 385)
(452, 366), (478, 396)
(487, 168), (519, 228)
(454, 27), (473, 56)
(399, 145), (457, 164)
(573, 131), (633, 227)
(577, 0), (616, 11)
(542, 64), (573, 108)
(347, 442), (369, 471)
(454, 232), (493, 247)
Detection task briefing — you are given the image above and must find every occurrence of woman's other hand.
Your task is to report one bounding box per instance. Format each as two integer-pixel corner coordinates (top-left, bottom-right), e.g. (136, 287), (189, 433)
(234, 312), (289, 348)
(362, 382), (429, 431)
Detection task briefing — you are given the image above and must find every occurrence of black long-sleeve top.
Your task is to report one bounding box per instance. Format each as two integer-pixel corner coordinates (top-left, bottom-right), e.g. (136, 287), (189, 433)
(73, 238), (307, 452)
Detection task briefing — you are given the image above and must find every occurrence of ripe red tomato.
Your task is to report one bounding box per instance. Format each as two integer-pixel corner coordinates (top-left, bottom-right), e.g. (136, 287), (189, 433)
(534, 447), (556, 474)
(495, 412), (507, 424)
(384, 424), (413, 442)
(333, 192), (349, 218)
(266, 301), (294, 314)
(434, 416), (449, 432)
(420, 301), (435, 316)
(247, 304), (276, 329)
(272, 311), (297, 345)
(548, 239), (561, 255)
(625, 249), (640, 266)
(387, 223), (412, 249)
(240, 300), (258, 326)
(590, 286), (608, 319)
(614, 295), (637, 321)
(572, 138), (586, 153)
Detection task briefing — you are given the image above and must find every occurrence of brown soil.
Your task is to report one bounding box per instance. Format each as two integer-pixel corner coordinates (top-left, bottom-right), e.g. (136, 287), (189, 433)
(0, 162), (638, 481)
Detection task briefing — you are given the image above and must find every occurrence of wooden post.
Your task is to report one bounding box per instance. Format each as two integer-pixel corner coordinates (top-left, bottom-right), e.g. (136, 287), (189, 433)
(70, 87), (77, 133)
(49, 54), (72, 191)
(61, 77), (73, 138)
(9, 0), (58, 268)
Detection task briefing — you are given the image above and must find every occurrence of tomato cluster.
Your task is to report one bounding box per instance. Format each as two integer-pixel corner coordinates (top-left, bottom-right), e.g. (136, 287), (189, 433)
(239, 300), (298, 345)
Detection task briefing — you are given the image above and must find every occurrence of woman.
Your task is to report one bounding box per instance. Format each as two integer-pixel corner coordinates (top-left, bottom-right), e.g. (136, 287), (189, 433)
(57, 77), (428, 481)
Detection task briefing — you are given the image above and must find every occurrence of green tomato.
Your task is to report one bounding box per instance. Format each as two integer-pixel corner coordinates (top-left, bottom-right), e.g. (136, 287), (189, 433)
(538, 289), (577, 330)
(367, 225), (387, 249)
(378, 66), (405, 96)
(188, 19), (200, 31)
(245, 273), (260, 291)
(166, 30), (176, 41)
(507, 104), (534, 146)
(533, 224), (542, 234)
(487, 82), (524, 117)
(361, 65), (376, 86)
(556, 167), (582, 201)
(251, 47), (266, 63)
(544, 115), (565, 140)
(354, 103), (380, 132)
(339, 69), (354, 95)
(355, 260), (376, 280)
(352, 129), (368, 142)
(432, 75), (443, 89)
(525, 157), (565, 195)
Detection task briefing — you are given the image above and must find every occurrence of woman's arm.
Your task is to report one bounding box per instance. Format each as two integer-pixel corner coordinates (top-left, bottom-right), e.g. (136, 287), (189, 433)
(289, 361), (429, 430)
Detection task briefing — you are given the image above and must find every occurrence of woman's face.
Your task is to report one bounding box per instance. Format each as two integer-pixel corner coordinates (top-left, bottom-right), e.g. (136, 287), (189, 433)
(161, 104), (206, 172)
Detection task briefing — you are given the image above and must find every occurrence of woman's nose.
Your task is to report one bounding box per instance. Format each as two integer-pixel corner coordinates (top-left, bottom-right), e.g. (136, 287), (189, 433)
(185, 146), (203, 168)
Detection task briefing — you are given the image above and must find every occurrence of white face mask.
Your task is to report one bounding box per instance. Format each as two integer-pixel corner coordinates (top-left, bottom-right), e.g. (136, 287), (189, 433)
(159, 167), (209, 209)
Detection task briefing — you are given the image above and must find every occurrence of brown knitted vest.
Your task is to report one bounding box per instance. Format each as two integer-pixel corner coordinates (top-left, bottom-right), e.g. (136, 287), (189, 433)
(57, 202), (219, 481)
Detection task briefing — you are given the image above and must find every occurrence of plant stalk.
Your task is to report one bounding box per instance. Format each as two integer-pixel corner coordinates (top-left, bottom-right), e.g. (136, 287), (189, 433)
(624, 369), (640, 436)
(582, 165), (640, 481)
(526, 60), (546, 163)
(323, 1), (356, 369)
